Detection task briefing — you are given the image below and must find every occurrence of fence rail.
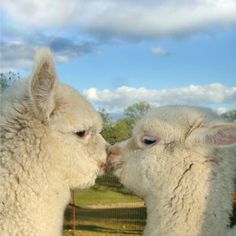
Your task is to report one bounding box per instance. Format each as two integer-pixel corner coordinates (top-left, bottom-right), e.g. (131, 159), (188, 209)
(64, 175), (146, 235)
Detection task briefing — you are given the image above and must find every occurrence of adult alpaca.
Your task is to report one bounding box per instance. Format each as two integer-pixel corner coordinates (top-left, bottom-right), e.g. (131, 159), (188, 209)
(0, 48), (107, 236)
(108, 105), (236, 236)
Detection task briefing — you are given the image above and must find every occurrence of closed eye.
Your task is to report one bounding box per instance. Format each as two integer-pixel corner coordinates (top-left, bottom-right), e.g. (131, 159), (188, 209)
(141, 135), (162, 147)
(143, 138), (157, 145)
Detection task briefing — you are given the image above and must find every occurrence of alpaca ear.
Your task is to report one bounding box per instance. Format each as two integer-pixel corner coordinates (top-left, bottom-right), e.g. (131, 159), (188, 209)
(187, 123), (236, 147)
(30, 48), (58, 123)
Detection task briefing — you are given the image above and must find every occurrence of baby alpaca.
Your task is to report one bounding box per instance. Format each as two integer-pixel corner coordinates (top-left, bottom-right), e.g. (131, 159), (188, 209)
(0, 48), (107, 236)
(108, 105), (236, 236)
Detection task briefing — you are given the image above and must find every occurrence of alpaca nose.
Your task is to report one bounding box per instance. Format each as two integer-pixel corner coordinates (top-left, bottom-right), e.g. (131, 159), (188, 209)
(107, 145), (120, 156)
(105, 145), (121, 173)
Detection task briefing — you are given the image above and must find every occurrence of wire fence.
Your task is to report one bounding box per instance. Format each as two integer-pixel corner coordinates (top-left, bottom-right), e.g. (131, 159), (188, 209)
(63, 175), (236, 236)
(63, 174), (146, 236)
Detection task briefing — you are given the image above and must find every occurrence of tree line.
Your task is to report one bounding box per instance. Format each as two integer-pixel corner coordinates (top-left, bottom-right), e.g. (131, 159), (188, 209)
(99, 102), (150, 144)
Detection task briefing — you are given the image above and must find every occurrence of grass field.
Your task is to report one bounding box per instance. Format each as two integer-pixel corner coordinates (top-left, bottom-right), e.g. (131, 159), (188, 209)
(64, 205), (146, 236)
(74, 175), (143, 206)
(63, 175), (236, 236)
(63, 175), (145, 235)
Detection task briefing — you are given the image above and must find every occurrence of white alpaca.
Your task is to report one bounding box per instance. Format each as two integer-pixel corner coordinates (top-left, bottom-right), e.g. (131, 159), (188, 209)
(0, 48), (107, 236)
(108, 105), (236, 236)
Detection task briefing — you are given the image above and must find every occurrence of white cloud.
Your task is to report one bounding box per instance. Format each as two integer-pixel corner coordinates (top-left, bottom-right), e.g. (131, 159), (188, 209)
(1, 0), (78, 28)
(2, 0), (236, 70)
(86, 88), (99, 101)
(2, 0), (236, 39)
(55, 55), (69, 63)
(83, 84), (236, 113)
(151, 47), (170, 56)
(217, 107), (228, 114)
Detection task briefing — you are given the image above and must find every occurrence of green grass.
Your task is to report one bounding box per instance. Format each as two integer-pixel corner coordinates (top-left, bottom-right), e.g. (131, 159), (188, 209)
(64, 175), (145, 235)
(63, 175), (236, 235)
(74, 184), (143, 206)
(74, 175), (143, 206)
(64, 205), (146, 236)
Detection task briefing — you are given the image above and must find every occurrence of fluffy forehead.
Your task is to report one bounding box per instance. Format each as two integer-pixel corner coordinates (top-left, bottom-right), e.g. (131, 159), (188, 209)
(0, 79), (102, 133)
(48, 84), (102, 132)
(133, 105), (220, 140)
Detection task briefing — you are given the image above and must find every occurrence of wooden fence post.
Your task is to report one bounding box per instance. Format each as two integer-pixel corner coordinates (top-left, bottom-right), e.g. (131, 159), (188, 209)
(72, 190), (76, 236)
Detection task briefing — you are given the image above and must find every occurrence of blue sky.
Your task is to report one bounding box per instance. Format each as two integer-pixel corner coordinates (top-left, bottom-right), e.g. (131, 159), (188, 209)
(1, 0), (236, 115)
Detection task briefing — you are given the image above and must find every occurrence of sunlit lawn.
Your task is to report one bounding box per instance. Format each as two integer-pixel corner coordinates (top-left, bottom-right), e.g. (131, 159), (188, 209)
(63, 175), (145, 235)
(74, 175), (143, 206)
(63, 175), (236, 235)
(64, 205), (146, 236)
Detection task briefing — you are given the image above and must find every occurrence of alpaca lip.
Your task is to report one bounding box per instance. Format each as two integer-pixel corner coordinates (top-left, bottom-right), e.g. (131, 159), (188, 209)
(98, 161), (108, 175)
(103, 161), (114, 174)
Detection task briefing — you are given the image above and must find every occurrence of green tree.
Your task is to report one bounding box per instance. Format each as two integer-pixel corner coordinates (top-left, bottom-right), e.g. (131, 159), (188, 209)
(99, 108), (133, 145)
(100, 102), (151, 145)
(99, 108), (112, 126)
(124, 101), (150, 123)
(99, 108), (115, 144)
(0, 71), (20, 93)
(123, 101), (151, 133)
(221, 109), (236, 121)
(104, 118), (133, 145)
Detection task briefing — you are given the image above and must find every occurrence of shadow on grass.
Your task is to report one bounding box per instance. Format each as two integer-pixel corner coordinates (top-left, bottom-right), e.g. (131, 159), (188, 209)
(64, 206), (146, 234)
(64, 206), (146, 222)
(64, 196), (236, 234)
(64, 224), (143, 235)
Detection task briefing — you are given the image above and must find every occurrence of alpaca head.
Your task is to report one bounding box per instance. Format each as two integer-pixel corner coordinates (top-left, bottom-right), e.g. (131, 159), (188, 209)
(1, 48), (107, 189)
(107, 105), (236, 198)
